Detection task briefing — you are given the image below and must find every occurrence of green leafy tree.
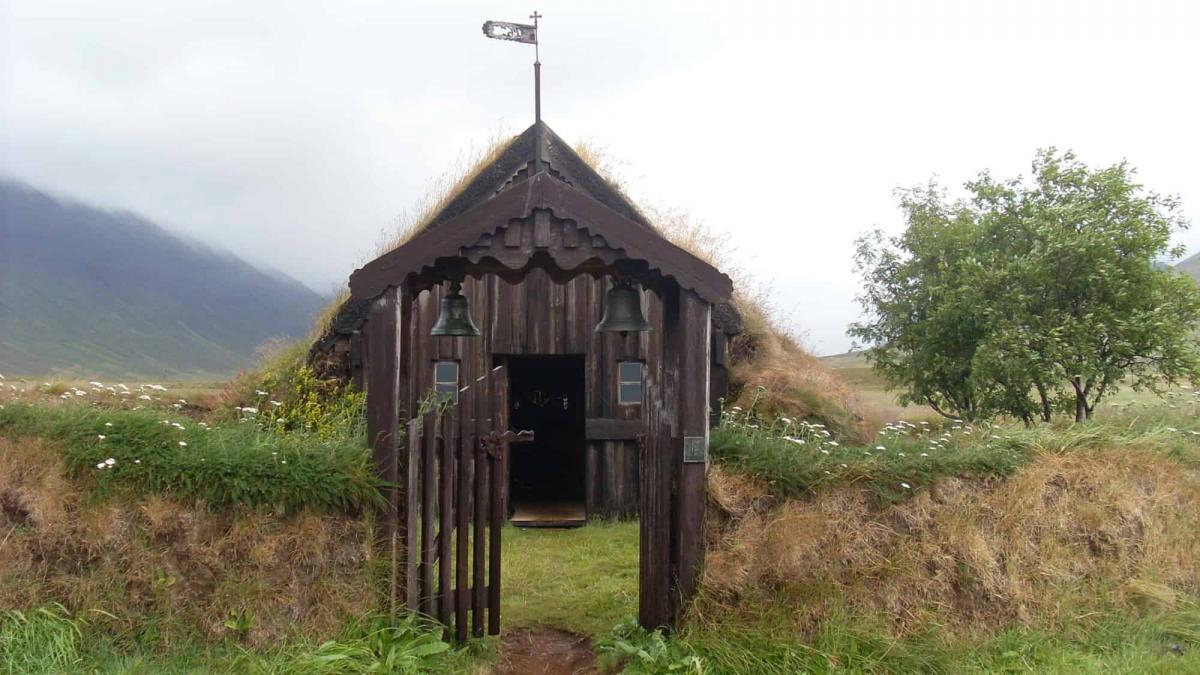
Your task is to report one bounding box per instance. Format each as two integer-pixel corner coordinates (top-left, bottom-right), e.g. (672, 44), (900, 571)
(851, 149), (1200, 422)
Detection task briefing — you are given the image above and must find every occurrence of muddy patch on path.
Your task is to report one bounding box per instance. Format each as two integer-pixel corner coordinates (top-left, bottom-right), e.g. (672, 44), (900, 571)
(492, 627), (599, 675)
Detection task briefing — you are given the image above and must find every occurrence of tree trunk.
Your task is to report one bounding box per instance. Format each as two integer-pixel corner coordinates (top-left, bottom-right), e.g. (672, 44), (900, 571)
(1072, 375), (1086, 423)
(1036, 383), (1052, 422)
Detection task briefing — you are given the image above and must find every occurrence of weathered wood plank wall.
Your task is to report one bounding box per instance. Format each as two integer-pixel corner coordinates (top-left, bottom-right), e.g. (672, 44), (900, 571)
(396, 272), (659, 519)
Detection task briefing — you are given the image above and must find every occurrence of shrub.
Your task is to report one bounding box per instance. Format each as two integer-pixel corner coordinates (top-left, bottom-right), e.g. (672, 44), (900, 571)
(596, 618), (703, 674)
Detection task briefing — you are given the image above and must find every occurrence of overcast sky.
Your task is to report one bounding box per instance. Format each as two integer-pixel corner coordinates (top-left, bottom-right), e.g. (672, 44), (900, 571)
(2, 0), (1198, 355)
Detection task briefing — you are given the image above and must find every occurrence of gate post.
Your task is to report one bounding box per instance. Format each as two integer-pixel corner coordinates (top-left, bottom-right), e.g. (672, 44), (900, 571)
(365, 287), (402, 612)
(674, 290), (711, 612)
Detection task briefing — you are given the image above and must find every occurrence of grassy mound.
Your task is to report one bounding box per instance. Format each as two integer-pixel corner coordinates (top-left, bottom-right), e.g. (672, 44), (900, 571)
(691, 411), (1200, 672)
(0, 403), (380, 513)
(0, 436), (374, 646)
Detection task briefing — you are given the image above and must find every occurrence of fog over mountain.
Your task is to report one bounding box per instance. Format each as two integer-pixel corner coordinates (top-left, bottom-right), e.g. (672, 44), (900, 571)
(0, 180), (326, 378)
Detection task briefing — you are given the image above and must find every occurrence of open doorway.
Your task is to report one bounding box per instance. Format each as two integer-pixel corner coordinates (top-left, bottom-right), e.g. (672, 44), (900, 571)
(506, 355), (586, 527)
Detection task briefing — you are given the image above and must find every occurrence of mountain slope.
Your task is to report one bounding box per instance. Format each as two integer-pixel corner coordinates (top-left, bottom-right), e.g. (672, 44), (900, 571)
(1176, 251), (1200, 283)
(0, 180), (325, 378)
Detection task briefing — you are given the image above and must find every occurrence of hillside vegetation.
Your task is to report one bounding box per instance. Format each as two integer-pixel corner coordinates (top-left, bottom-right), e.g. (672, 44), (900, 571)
(0, 180), (325, 378)
(3, 380), (1200, 672)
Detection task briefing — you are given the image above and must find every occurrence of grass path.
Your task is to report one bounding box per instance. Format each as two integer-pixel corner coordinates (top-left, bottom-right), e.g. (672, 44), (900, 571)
(501, 522), (639, 638)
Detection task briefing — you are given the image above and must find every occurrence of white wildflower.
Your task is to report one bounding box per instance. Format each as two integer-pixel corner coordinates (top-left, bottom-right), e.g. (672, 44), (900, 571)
(900, 482), (911, 489)
(256, 390), (268, 396)
(138, 394), (152, 401)
(96, 462), (106, 469)
(105, 458), (115, 466)
(875, 446), (886, 451)
(97, 434), (106, 440)
(827, 441), (839, 447)
(270, 400), (282, 407)
(178, 441), (187, 447)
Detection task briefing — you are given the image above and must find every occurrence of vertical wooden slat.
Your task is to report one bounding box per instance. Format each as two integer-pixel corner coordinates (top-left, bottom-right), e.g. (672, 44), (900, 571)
(405, 418), (420, 611)
(365, 289), (400, 612)
(490, 364), (510, 517)
(420, 411), (437, 616)
(438, 408), (455, 628)
(488, 438), (503, 636)
(487, 368), (507, 635)
(455, 424), (471, 641)
(472, 437), (488, 637)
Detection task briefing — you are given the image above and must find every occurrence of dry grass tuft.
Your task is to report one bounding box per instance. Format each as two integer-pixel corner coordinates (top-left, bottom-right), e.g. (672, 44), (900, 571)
(699, 447), (1200, 640)
(0, 436), (376, 646)
(375, 129), (516, 257)
(728, 328), (867, 440)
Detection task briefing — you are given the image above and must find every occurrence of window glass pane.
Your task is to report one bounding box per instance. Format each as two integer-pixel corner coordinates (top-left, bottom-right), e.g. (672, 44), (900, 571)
(434, 361), (459, 403)
(435, 361), (458, 383)
(619, 382), (642, 405)
(434, 383), (458, 403)
(619, 361), (643, 383)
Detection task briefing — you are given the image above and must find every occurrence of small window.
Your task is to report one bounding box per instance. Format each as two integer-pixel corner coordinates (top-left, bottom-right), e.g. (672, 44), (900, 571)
(618, 361), (643, 405)
(434, 361), (459, 403)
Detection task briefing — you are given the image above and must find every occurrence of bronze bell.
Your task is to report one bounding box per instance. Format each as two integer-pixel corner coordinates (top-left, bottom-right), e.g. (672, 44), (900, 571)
(430, 281), (481, 337)
(595, 280), (653, 333)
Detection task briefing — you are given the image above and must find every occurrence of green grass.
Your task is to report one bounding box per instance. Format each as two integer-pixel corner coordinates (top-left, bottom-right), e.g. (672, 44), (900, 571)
(710, 420), (1029, 503)
(711, 407), (1200, 503)
(0, 402), (381, 513)
(675, 604), (1200, 674)
(1, 607), (483, 674)
(0, 604), (87, 673)
(501, 521), (640, 637)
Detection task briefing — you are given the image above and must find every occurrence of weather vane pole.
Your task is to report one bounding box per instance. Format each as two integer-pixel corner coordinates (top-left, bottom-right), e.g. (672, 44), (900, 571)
(482, 10), (544, 173)
(531, 11), (542, 125)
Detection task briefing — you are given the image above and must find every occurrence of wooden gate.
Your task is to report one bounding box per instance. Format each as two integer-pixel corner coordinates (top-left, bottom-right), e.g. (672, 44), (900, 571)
(402, 400), (532, 641)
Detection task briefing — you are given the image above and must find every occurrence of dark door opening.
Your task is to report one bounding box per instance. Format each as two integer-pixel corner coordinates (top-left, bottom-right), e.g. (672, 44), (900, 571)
(506, 355), (586, 527)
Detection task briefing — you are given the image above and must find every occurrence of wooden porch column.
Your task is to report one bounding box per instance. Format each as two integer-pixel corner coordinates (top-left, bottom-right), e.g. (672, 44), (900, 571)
(641, 284), (711, 629)
(639, 283), (679, 630)
(674, 289), (711, 613)
(365, 287), (402, 611)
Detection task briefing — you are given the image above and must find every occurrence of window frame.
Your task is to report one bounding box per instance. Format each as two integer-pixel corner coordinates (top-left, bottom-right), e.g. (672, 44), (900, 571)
(617, 360), (644, 406)
(433, 360), (460, 403)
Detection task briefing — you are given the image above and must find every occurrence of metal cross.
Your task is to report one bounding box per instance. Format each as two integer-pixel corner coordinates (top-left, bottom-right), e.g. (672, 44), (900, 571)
(530, 11), (542, 61)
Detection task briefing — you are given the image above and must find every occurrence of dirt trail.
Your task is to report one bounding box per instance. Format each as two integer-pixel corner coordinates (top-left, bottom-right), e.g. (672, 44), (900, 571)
(492, 627), (599, 675)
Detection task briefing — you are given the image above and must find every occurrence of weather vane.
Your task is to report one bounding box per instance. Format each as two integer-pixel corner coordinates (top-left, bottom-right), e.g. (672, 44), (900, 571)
(482, 11), (544, 172)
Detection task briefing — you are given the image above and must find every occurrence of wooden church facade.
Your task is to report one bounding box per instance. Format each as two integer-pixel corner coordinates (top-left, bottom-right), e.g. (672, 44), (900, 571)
(341, 123), (740, 521)
(350, 121), (734, 628)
